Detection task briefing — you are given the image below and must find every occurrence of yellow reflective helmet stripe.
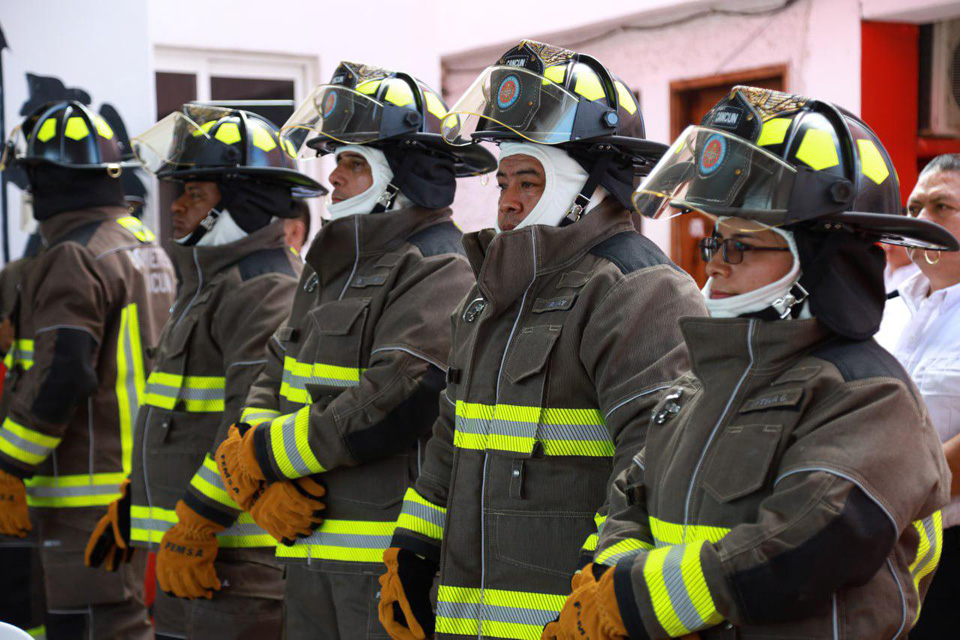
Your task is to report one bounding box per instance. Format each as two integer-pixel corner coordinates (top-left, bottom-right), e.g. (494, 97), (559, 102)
(543, 64), (566, 86)
(130, 504), (276, 548)
(795, 129), (840, 171)
(615, 81), (637, 115)
(214, 122), (242, 145)
(643, 542), (723, 636)
(384, 80), (415, 108)
(453, 400), (612, 457)
(268, 406), (325, 479)
(356, 80), (381, 96)
(436, 586), (567, 639)
(64, 117), (90, 141)
(115, 303), (145, 475)
(0, 417), (61, 466)
(423, 92), (448, 120)
(395, 487), (446, 542)
(274, 518), (396, 563)
(24, 472), (125, 508)
(573, 64), (604, 101)
(36, 118), (57, 143)
(251, 124), (278, 152)
(756, 117), (792, 147)
(95, 116), (115, 139)
(192, 120), (217, 138)
(857, 138), (891, 185)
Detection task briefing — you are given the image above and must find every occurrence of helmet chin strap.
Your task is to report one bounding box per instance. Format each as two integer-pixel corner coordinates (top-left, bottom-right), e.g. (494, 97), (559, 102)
(177, 207), (222, 246)
(370, 152), (413, 214)
(565, 154), (612, 221)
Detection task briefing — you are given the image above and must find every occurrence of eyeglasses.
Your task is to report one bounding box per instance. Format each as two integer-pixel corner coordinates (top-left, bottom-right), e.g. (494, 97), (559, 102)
(698, 235), (791, 265)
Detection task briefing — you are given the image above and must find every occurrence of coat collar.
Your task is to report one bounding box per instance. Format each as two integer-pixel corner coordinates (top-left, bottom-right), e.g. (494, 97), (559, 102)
(170, 220), (289, 289)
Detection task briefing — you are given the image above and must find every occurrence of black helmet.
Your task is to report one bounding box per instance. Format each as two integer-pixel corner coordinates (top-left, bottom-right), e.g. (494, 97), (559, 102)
(1, 100), (135, 173)
(281, 62), (496, 178)
(635, 85), (957, 251)
(131, 105), (325, 196)
(442, 39), (668, 212)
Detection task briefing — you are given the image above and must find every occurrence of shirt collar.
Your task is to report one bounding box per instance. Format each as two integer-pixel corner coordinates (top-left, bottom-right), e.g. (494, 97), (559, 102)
(899, 270), (960, 315)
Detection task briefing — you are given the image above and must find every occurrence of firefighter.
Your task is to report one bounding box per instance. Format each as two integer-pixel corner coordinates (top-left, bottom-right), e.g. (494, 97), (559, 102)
(545, 86), (957, 640)
(0, 100), (175, 639)
(83, 106), (324, 639)
(375, 40), (708, 640)
(213, 62), (497, 639)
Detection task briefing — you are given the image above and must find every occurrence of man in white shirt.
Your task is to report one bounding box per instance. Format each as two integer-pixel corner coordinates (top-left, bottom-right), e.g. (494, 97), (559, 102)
(877, 153), (960, 639)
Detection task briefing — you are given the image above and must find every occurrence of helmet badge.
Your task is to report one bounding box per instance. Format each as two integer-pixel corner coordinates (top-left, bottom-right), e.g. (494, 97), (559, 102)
(699, 133), (727, 176)
(496, 75), (521, 110)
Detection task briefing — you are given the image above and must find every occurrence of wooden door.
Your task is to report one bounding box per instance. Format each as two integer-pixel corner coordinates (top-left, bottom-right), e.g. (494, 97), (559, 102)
(668, 66), (787, 286)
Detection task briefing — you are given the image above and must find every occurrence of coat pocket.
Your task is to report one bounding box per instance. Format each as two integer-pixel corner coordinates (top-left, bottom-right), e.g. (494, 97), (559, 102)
(503, 324), (562, 385)
(308, 297), (371, 373)
(702, 424), (782, 503)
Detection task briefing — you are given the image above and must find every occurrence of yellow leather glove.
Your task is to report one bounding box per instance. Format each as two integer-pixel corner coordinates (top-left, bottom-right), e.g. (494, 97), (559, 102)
(0, 468), (30, 537)
(85, 478), (134, 571)
(215, 424), (265, 511)
(379, 547), (437, 640)
(156, 500), (224, 600)
(542, 565), (627, 640)
(250, 476), (325, 545)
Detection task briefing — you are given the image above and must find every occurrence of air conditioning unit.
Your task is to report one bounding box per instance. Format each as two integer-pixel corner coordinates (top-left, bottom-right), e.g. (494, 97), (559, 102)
(927, 19), (960, 137)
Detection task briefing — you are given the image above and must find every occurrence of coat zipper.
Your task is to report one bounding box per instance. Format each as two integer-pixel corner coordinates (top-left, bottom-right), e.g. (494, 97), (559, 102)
(477, 231), (538, 638)
(681, 320), (756, 537)
(337, 217), (360, 302)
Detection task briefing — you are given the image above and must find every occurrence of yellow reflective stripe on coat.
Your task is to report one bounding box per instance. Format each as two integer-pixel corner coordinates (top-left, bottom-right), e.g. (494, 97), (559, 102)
(453, 400), (612, 457)
(910, 511), (943, 622)
(116, 216), (156, 243)
(0, 417), (61, 466)
(643, 542), (723, 636)
(240, 406), (280, 427)
(436, 585), (567, 640)
(3, 338), (34, 370)
(268, 406), (325, 478)
(188, 453), (241, 510)
(596, 538), (655, 566)
(129, 505), (275, 548)
(279, 355), (364, 405)
(24, 472), (125, 508)
(395, 488), (446, 542)
(115, 304), (145, 474)
(274, 519), (395, 563)
(581, 512), (608, 552)
(144, 371), (226, 412)
(650, 517), (731, 547)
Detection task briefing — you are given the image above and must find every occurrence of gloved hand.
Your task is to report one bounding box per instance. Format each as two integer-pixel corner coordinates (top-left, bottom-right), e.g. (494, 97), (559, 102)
(379, 547), (438, 640)
(215, 423), (265, 511)
(85, 478), (134, 570)
(0, 468), (30, 537)
(542, 565), (627, 640)
(250, 476), (325, 545)
(156, 500), (224, 600)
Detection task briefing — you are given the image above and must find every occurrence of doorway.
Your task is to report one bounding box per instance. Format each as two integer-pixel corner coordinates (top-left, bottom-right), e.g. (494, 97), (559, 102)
(669, 65), (787, 286)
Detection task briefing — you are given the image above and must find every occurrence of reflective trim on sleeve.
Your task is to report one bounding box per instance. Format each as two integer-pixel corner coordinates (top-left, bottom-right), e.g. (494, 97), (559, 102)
(116, 216), (157, 243)
(581, 512), (608, 553)
(650, 517), (731, 547)
(453, 400), (612, 457)
(115, 303), (145, 475)
(144, 371), (226, 412)
(643, 542), (724, 637)
(395, 488), (446, 542)
(188, 454), (241, 510)
(596, 538), (655, 566)
(0, 418), (61, 467)
(279, 356), (364, 405)
(910, 510), (943, 622)
(267, 406), (325, 479)
(24, 472), (125, 508)
(436, 585), (567, 640)
(130, 504), (275, 548)
(3, 339), (34, 370)
(240, 406), (281, 427)
(274, 519), (395, 563)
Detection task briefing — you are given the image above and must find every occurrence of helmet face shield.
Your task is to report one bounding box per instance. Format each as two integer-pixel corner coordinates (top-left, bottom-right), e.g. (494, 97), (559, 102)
(634, 126), (798, 231)
(280, 84), (394, 157)
(441, 66), (582, 146)
(132, 105), (245, 174)
(0, 125), (27, 171)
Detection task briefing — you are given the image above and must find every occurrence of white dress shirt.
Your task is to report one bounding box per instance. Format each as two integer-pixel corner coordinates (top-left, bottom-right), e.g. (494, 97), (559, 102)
(878, 271), (960, 527)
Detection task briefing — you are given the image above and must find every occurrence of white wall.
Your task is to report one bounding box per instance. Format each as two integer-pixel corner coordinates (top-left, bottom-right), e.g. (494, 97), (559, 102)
(0, 0), (153, 264)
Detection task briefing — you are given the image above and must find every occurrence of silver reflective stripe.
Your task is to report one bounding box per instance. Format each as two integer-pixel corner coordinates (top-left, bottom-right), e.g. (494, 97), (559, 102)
(221, 521), (270, 537)
(0, 430), (51, 458)
(280, 412), (313, 476)
(292, 531), (392, 549)
(132, 516), (175, 533)
(402, 501), (445, 530)
(912, 516), (938, 579)
(660, 545), (709, 632)
(196, 464), (226, 490)
(436, 600), (558, 627)
(144, 383), (224, 402)
(26, 483), (121, 499)
(242, 409), (279, 423)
